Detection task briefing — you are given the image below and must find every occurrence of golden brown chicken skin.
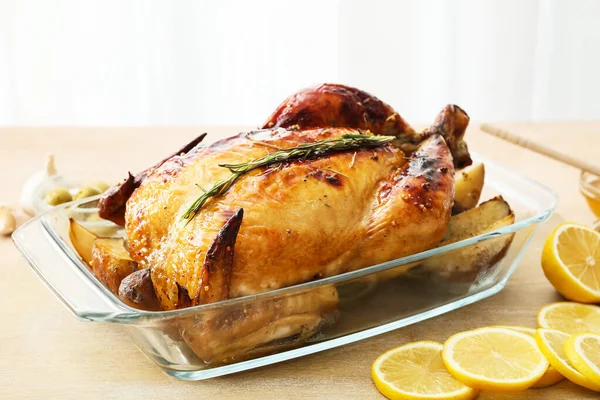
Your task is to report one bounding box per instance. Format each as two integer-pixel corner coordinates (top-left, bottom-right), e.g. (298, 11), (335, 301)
(125, 126), (454, 311)
(102, 84), (469, 227)
(118, 85), (467, 363)
(263, 83), (415, 138)
(264, 83), (471, 168)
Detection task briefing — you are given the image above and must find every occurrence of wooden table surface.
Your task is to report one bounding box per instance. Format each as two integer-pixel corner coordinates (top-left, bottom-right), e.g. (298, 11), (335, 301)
(1, 123), (599, 399)
(481, 121), (599, 168)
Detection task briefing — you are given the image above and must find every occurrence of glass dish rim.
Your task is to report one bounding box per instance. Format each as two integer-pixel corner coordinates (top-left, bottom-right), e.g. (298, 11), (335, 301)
(13, 152), (558, 323)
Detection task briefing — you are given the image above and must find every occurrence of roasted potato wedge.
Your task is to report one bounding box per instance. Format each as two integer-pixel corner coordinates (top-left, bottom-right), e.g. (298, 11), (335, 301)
(423, 213), (515, 283)
(68, 218), (98, 265)
(453, 162), (485, 214)
(377, 196), (512, 283)
(443, 195), (511, 242)
(118, 269), (161, 311)
(91, 238), (137, 294)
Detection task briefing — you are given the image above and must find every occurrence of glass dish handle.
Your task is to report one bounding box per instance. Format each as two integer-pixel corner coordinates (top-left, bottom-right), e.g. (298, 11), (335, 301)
(12, 216), (128, 321)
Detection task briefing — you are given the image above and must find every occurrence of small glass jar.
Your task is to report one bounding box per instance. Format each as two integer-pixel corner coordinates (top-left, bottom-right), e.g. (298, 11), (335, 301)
(32, 175), (115, 232)
(32, 174), (80, 215)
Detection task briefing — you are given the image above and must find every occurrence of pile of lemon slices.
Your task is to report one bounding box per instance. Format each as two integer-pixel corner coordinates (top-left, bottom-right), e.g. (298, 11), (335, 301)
(372, 223), (600, 399)
(372, 303), (600, 399)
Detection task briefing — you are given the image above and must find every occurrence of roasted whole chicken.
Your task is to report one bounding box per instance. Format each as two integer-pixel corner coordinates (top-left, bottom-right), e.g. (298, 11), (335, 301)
(97, 84), (475, 362)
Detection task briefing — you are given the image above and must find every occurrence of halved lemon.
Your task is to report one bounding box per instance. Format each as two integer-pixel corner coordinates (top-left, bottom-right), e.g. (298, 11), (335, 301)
(492, 325), (564, 387)
(535, 328), (600, 391)
(565, 332), (600, 383)
(442, 327), (548, 391)
(537, 302), (600, 335)
(541, 222), (600, 303)
(372, 341), (478, 400)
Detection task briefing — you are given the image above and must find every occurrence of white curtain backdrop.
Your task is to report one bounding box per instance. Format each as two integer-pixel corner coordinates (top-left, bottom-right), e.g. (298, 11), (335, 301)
(1, 0), (599, 126)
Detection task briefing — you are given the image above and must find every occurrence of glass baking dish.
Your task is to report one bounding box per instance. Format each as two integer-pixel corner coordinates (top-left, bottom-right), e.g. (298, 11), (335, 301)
(13, 153), (557, 380)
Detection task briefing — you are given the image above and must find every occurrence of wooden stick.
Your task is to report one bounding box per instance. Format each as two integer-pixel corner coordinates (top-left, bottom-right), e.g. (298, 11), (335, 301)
(481, 123), (600, 176)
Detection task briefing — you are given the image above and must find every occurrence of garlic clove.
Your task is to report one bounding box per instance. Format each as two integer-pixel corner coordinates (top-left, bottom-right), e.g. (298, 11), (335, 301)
(0, 205), (17, 236)
(46, 154), (57, 176)
(20, 154), (60, 216)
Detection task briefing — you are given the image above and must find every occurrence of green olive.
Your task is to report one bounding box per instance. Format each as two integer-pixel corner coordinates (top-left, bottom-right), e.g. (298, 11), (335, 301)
(44, 188), (73, 206)
(74, 186), (101, 200)
(90, 181), (110, 193)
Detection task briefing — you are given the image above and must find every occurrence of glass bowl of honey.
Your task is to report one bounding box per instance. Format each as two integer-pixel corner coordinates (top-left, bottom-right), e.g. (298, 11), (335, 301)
(580, 171), (600, 230)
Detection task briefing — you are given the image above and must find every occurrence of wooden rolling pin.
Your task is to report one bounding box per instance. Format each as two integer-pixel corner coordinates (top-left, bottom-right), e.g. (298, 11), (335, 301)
(481, 123), (600, 177)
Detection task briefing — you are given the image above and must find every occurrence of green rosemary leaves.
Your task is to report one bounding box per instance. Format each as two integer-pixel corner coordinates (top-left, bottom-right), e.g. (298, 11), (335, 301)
(181, 133), (394, 221)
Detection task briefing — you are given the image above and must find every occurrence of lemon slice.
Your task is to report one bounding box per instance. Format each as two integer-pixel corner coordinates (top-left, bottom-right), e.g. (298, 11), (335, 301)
(442, 327), (548, 391)
(535, 328), (600, 391)
(537, 302), (600, 334)
(372, 341), (478, 400)
(491, 325), (537, 336)
(565, 332), (600, 383)
(541, 222), (600, 303)
(492, 325), (564, 387)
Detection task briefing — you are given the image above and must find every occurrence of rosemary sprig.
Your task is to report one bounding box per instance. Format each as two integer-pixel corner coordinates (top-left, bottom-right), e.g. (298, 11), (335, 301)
(181, 133), (394, 221)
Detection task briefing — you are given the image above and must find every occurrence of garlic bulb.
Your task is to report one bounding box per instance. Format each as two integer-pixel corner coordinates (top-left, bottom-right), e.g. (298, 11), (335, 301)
(20, 154), (58, 216)
(0, 205), (16, 236)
